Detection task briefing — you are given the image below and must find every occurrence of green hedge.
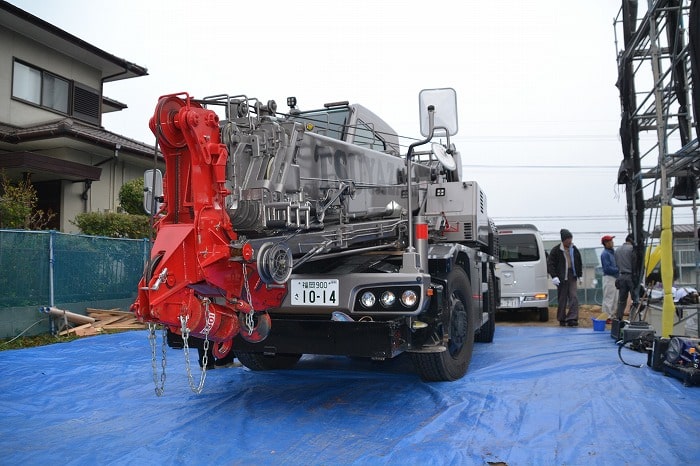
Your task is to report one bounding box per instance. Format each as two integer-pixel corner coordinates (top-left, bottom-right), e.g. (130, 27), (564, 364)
(72, 212), (152, 239)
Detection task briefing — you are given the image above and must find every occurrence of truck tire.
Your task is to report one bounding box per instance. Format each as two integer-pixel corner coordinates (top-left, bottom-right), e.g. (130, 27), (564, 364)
(412, 267), (475, 381)
(475, 269), (496, 343)
(539, 307), (550, 322)
(235, 352), (302, 371)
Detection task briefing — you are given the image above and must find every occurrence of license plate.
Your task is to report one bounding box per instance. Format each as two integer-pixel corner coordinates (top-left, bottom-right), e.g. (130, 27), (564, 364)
(290, 279), (339, 306)
(500, 297), (520, 309)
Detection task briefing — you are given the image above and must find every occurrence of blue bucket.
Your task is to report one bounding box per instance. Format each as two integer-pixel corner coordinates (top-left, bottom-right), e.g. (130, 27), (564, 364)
(592, 318), (606, 332)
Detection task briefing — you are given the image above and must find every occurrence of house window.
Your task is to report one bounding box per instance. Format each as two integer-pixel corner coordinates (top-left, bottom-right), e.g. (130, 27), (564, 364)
(12, 61), (41, 104)
(43, 73), (70, 113)
(677, 248), (696, 266)
(11, 59), (99, 124)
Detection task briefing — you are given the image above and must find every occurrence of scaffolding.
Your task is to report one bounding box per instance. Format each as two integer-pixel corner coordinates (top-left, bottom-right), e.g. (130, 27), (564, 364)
(614, 0), (700, 336)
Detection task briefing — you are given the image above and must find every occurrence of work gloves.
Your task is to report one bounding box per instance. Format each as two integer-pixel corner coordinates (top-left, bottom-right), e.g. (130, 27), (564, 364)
(551, 277), (583, 287)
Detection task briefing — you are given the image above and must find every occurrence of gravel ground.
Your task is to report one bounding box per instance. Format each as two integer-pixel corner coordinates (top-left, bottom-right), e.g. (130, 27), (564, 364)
(496, 305), (606, 328)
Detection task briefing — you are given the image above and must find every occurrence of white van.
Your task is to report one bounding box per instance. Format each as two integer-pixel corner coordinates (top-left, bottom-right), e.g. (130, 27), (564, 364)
(495, 224), (550, 321)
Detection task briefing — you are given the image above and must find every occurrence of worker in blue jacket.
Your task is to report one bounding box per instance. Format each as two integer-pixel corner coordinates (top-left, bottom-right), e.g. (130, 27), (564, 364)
(600, 235), (619, 320)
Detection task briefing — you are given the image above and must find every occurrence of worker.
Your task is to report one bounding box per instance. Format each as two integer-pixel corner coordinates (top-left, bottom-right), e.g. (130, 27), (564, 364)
(600, 235), (619, 321)
(547, 228), (583, 327)
(614, 233), (639, 320)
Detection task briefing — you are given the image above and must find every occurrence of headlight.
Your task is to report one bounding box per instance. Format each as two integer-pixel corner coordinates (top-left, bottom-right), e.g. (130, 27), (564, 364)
(360, 291), (376, 308)
(354, 286), (422, 312)
(380, 291), (396, 307)
(401, 290), (418, 307)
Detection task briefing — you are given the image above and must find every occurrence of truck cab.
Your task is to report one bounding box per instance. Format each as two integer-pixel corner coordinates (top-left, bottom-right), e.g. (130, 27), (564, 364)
(288, 102), (401, 155)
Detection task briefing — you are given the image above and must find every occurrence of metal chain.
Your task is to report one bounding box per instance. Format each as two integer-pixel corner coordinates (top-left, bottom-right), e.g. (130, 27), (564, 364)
(180, 300), (211, 395)
(242, 264), (255, 335)
(148, 323), (167, 397)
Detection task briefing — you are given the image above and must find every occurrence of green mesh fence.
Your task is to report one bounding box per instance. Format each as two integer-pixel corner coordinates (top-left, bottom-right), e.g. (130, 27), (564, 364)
(0, 230), (149, 308)
(0, 231), (50, 308)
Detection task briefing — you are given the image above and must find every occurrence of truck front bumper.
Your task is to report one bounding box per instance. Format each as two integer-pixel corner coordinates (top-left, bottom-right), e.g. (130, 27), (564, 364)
(232, 316), (409, 359)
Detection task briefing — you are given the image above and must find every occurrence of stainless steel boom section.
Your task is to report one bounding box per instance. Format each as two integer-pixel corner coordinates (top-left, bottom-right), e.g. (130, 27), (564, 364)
(223, 115), (430, 234)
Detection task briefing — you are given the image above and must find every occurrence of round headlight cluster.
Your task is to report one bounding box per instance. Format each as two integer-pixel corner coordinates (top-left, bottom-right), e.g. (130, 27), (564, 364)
(358, 287), (420, 311)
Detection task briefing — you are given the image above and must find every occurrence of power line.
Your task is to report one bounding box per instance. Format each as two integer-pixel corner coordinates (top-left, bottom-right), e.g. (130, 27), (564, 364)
(459, 135), (620, 142)
(494, 215), (626, 221)
(467, 164), (656, 170)
(495, 214), (697, 221)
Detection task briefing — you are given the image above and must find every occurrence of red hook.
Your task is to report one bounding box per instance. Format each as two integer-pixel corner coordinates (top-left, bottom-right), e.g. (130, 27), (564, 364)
(238, 311), (271, 343)
(212, 339), (233, 359)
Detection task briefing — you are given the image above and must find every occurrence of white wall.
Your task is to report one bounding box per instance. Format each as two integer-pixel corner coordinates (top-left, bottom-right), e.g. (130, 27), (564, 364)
(1, 27), (101, 126)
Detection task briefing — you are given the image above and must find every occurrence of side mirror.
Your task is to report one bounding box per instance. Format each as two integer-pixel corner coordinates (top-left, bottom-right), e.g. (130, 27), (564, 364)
(419, 88), (458, 137)
(143, 169), (163, 215)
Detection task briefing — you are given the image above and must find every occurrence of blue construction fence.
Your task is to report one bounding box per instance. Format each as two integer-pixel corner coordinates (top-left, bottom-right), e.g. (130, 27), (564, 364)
(0, 230), (149, 338)
(0, 230), (607, 338)
(549, 285), (604, 308)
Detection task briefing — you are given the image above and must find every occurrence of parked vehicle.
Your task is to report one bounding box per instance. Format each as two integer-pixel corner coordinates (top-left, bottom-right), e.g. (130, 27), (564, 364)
(132, 88), (499, 390)
(495, 224), (549, 322)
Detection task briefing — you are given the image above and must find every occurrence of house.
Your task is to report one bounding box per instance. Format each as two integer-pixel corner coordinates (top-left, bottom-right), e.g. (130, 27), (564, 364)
(0, 1), (160, 232)
(649, 223), (700, 287)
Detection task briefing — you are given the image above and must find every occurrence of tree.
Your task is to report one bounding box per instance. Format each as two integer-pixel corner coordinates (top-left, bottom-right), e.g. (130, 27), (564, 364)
(119, 177), (146, 215)
(0, 171), (54, 230)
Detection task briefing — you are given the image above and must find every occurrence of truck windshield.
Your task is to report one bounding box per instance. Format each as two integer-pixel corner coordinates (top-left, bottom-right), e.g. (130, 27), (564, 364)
(499, 234), (540, 262)
(290, 108), (350, 141)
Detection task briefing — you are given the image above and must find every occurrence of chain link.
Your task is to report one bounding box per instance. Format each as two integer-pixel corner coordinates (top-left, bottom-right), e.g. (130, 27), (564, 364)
(148, 323), (167, 396)
(242, 264), (255, 336)
(147, 296), (216, 396)
(179, 298), (212, 394)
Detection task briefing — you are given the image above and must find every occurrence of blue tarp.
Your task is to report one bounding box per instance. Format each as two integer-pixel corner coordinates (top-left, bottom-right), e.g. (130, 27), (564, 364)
(1, 326), (698, 465)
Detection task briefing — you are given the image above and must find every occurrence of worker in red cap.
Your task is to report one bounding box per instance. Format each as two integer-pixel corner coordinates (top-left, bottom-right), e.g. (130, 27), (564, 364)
(600, 235), (619, 321)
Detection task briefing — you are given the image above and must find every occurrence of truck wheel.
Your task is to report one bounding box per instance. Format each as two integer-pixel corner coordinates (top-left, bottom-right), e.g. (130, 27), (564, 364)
(538, 308), (550, 322)
(412, 267), (475, 381)
(475, 269), (496, 343)
(235, 352), (302, 371)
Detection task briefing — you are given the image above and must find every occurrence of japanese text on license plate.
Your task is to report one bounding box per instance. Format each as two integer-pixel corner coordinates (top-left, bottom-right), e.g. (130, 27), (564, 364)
(500, 297), (520, 308)
(291, 279), (339, 306)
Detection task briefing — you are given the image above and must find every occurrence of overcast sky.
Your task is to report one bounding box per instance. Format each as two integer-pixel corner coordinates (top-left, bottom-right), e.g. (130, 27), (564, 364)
(11, 0), (651, 248)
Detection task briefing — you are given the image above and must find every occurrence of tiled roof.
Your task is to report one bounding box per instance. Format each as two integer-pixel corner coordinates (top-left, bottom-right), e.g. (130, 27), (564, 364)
(651, 223), (698, 238)
(0, 1), (147, 82)
(0, 118), (157, 157)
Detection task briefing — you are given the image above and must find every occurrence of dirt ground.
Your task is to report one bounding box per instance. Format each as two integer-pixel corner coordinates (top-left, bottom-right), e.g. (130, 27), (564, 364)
(496, 304), (606, 328)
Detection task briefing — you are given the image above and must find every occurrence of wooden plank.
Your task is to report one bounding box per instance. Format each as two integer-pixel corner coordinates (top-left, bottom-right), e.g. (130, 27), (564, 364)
(89, 314), (134, 324)
(86, 307), (122, 314)
(102, 324), (147, 329)
(91, 315), (125, 327)
(94, 317), (147, 330)
(87, 308), (134, 317)
(58, 322), (93, 336)
(73, 326), (100, 337)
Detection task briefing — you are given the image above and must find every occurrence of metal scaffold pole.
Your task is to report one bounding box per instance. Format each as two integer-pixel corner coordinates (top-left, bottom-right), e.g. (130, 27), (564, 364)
(615, 0), (700, 337)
